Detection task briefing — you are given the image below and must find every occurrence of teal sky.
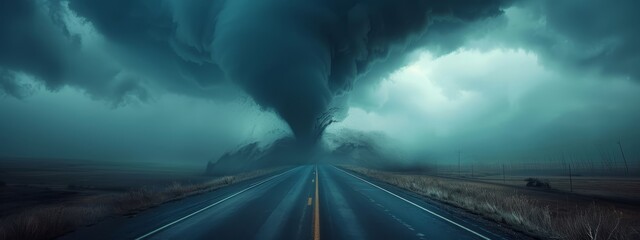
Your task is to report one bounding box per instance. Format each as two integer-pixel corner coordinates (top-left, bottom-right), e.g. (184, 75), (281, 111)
(1, 0), (639, 164)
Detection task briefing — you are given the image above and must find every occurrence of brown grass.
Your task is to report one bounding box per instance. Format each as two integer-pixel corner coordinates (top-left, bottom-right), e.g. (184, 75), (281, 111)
(0, 168), (281, 240)
(344, 166), (637, 240)
(112, 176), (235, 213)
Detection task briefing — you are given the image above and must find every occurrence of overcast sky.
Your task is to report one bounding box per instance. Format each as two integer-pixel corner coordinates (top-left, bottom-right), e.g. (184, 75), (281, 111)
(1, 0), (639, 164)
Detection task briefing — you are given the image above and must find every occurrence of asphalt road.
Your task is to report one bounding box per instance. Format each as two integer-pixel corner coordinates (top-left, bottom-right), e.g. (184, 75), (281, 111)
(63, 165), (513, 240)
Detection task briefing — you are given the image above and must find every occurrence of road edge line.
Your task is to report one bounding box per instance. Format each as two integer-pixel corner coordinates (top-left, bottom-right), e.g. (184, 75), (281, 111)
(135, 167), (298, 240)
(333, 166), (492, 240)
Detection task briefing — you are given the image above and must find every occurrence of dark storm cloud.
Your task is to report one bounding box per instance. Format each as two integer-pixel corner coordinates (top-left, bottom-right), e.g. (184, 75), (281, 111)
(66, 0), (230, 98)
(2, 0), (512, 142)
(450, 0), (640, 81)
(3, 0), (639, 166)
(331, 48), (640, 167)
(0, 0), (66, 90)
(0, 0), (227, 103)
(123, 0), (512, 142)
(352, 0), (640, 112)
(528, 0), (640, 80)
(0, 0), (154, 103)
(0, 69), (31, 98)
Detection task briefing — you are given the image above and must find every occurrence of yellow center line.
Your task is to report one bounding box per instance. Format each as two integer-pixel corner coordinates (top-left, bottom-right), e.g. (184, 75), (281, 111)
(314, 165), (320, 240)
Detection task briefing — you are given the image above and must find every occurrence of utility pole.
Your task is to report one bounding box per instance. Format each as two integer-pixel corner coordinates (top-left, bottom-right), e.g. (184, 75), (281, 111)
(617, 141), (629, 176)
(471, 164), (474, 178)
(434, 159), (439, 176)
(568, 163), (573, 192)
(458, 150), (461, 177)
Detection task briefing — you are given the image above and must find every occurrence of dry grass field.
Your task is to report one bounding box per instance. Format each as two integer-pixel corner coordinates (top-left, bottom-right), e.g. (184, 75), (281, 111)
(0, 158), (210, 218)
(344, 166), (640, 240)
(0, 158), (282, 240)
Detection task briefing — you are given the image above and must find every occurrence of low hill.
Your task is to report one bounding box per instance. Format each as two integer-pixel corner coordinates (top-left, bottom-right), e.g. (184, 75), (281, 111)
(206, 137), (313, 175)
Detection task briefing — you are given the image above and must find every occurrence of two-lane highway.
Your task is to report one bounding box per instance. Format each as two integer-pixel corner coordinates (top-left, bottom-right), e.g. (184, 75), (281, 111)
(64, 165), (513, 240)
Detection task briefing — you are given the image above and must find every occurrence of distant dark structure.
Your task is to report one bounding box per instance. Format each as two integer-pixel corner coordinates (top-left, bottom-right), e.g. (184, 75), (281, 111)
(524, 178), (551, 188)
